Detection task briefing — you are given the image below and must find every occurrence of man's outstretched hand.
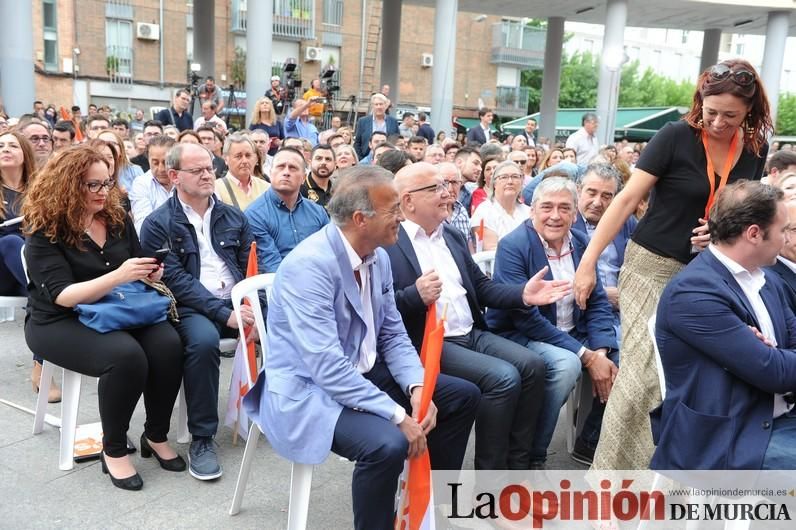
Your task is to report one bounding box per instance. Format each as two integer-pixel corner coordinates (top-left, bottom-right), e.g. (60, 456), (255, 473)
(522, 266), (572, 307)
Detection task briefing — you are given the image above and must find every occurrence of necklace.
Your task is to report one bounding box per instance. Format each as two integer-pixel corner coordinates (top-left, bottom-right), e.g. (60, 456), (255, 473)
(84, 217), (95, 234)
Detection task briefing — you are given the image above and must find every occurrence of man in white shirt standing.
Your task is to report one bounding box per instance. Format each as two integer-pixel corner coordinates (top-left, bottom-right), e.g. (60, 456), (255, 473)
(130, 135), (176, 234)
(466, 107), (494, 146)
(566, 112), (600, 166)
(140, 143), (259, 481)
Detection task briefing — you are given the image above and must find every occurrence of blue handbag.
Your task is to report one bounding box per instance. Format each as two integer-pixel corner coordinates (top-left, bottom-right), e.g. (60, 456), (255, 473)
(75, 281), (170, 333)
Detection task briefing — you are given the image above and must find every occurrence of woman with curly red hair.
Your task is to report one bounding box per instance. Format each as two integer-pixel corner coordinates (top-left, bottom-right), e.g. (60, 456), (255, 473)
(23, 145), (184, 490)
(573, 58), (772, 470)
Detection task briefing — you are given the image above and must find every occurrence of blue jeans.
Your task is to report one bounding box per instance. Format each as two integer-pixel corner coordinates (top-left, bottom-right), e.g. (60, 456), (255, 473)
(525, 336), (620, 463)
(762, 412), (796, 469)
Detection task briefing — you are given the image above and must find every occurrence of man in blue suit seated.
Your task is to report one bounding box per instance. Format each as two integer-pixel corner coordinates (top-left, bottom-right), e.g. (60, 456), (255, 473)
(652, 181), (796, 470)
(766, 201), (796, 312)
(243, 166), (480, 529)
(488, 177), (619, 468)
(573, 163), (637, 337)
(244, 147), (328, 272)
(385, 162), (573, 471)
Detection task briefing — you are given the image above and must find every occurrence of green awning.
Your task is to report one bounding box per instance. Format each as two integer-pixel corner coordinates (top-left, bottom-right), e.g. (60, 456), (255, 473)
(501, 107), (687, 141)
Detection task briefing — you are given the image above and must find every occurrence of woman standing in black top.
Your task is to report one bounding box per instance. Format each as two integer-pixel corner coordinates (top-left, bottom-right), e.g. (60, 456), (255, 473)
(573, 59), (772, 470)
(23, 146), (184, 490)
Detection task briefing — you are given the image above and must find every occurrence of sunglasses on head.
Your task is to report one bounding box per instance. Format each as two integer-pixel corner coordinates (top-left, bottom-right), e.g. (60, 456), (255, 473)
(709, 63), (755, 87)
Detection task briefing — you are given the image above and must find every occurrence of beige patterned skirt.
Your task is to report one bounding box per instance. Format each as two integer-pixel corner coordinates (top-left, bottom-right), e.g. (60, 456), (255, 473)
(590, 240), (685, 470)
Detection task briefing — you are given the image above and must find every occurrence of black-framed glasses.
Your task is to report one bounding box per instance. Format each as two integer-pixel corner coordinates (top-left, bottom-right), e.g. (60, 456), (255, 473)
(84, 179), (116, 193)
(28, 135), (52, 144)
(179, 166), (214, 177)
(709, 64), (755, 87)
(406, 182), (447, 195)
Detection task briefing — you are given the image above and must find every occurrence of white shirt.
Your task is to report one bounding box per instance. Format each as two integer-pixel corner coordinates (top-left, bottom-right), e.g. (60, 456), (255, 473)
(539, 233), (585, 359)
(470, 200), (530, 241)
(335, 226), (406, 424)
(710, 245), (792, 417)
(179, 198), (237, 300)
(130, 170), (172, 235)
(481, 124), (491, 142)
(565, 127), (599, 165)
(193, 115), (227, 132)
(402, 219), (474, 338)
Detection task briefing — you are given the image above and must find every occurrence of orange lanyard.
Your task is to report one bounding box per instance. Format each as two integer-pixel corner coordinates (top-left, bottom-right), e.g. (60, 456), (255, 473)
(701, 129), (739, 219)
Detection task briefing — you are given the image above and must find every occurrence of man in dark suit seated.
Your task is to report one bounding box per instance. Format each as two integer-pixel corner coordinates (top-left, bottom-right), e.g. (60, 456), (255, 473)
(487, 177), (619, 467)
(243, 166), (480, 529)
(385, 162), (572, 470)
(652, 181), (796, 470)
(767, 201), (796, 311)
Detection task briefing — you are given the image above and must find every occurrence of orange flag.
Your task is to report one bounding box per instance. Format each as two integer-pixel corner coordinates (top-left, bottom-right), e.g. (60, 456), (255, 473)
(243, 241), (258, 385)
(397, 304), (445, 530)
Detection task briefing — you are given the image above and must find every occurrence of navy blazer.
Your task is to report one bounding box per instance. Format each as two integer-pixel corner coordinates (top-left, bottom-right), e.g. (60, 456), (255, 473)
(465, 126), (488, 146)
(767, 259), (796, 313)
(487, 222), (617, 354)
(651, 249), (796, 470)
(353, 115), (400, 159)
(385, 224), (524, 351)
(572, 213), (636, 267)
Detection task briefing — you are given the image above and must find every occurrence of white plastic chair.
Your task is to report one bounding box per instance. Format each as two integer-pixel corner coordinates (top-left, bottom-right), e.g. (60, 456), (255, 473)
(0, 217), (26, 321)
(471, 250), (496, 277)
(228, 274), (313, 530)
(32, 362), (83, 470)
(564, 371), (593, 454)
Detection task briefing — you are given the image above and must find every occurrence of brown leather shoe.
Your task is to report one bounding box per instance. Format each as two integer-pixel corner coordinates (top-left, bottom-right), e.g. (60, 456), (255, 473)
(31, 361), (62, 403)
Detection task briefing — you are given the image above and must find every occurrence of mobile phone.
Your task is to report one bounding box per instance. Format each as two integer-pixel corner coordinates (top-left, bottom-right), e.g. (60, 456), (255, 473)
(152, 248), (170, 264)
(316, 98), (327, 104)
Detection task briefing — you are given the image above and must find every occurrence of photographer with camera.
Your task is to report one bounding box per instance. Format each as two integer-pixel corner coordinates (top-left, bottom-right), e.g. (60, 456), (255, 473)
(197, 76), (225, 115)
(266, 76), (286, 116)
(285, 98), (319, 147)
(302, 79), (326, 121)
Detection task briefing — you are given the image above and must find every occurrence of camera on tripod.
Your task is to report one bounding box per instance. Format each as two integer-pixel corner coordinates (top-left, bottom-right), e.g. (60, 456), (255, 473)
(281, 58), (300, 103)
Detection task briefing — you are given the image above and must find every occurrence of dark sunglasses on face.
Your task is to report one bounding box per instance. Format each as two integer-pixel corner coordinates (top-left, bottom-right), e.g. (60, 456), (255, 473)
(709, 63), (755, 87)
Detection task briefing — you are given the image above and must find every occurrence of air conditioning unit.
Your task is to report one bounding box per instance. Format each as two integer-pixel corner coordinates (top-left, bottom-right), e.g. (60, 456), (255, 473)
(305, 47), (323, 62)
(421, 53), (434, 68)
(136, 22), (160, 41)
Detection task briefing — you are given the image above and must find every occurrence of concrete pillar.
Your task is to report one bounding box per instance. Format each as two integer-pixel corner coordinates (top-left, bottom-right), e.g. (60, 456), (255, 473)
(430, 0), (458, 138)
(0, 0), (35, 117)
(539, 17), (565, 143)
(245, 0), (273, 125)
(595, 0), (627, 146)
(699, 28), (721, 74)
(380, 0), (402, 106)
(761, 11), (790, 130)
(193, 0), (215, 79)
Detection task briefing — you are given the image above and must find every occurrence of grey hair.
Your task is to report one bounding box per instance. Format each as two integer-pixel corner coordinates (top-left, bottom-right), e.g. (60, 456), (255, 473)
(579, 162), (623, 192)
(490, 160), (523, 197)
(222, 132), (257, 156)
(531, 176), (579, 208)
(327, 166), (395, 226)
(165, 142), (213, 170)
(334, 144), (359, 163)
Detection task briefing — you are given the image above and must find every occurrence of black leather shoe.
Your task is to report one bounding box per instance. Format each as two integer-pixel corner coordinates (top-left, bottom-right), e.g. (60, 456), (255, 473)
(140, 434), (186, 472)
(100, 453), (143, 491)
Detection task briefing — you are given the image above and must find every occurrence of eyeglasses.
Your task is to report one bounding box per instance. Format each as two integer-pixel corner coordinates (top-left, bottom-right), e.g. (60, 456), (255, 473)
(84, 179), (116, 193)
(179, 166), (214, 177)
(709, 64), (755, 87)
(443, 179), (463, 187)
(28, 135), (52, 144)
(495, 173), (524, 182)
(512, 159), (528, 164)
(406, 182), (447, 195)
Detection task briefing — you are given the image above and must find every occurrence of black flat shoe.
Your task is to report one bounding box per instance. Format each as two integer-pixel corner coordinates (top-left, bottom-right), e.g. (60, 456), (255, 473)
(140, 434), (186, 472)
(100, 453), (143, 491)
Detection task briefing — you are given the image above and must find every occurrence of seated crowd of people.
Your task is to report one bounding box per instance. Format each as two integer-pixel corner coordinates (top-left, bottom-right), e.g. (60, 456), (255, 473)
(5, 59), (796, 528)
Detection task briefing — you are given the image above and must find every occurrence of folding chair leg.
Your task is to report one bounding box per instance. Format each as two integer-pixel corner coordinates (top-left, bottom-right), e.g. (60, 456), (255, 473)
(33, 362), (56, 435)
(58, 369), (82, 471)
(176, 382), (190, 444)
(565, 377), (582, 454)
(229, 423), (261, 516)
(287, 463), (313, 530)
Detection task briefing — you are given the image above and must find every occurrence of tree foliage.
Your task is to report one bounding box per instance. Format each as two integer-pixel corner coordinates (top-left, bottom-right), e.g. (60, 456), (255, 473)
(777, 93), (796, 135)
(520, 52), (694, 113)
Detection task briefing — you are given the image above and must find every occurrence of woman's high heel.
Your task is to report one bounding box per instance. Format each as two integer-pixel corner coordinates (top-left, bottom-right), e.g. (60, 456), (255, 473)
(140, 434), (186, 472)
(100, 453), (143, 491)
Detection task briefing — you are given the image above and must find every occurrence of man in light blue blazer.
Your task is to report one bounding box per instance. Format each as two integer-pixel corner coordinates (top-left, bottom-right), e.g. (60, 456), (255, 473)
(243, 166), (480, 530)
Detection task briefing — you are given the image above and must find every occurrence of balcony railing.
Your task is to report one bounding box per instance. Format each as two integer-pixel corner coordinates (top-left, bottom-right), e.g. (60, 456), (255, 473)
(491, 22), (545, 69)
(106, 45), (133, 85)
(494, 86), (530, 117)
(232, 0), (315, 41)
(321, 0), (343, 47)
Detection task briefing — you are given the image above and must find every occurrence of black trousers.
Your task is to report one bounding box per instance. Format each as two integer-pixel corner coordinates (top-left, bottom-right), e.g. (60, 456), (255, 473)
(25, 317), (183, 457)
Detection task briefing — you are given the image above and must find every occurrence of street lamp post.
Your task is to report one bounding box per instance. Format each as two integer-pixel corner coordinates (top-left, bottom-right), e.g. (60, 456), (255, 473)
(602, 48), (628, 146)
